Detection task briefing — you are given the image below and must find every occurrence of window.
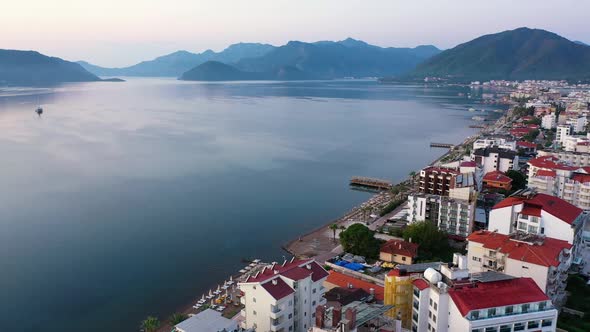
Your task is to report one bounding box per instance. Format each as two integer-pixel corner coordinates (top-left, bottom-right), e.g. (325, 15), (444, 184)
(428, 323), (431, 331)
(505, 306), (513, 314)
(472, 256), (481, 262)
(487, 308), (496, 317)
(528, 321), (539, 329)
(429, 311), (432, 318)
(539, 301), (546, 310)
(289, 326), (293, 331)
(541, 227), (545, 234)
(312, 300), (316, 306)
(521, 303), (530, 313)
(434, 302), (437, 310)
(430, 299), (433, 306)
(304, 312), (307, 317)
(542, 319), (553, 327)
(312, 313), (315, 318)
(514, 322), (525, 331)
(470, 311), (479, 320)
(288, 313), (292, 319)
(312, 288), (316, 294)
(402, 256), (407, 261)
(484, 327), (497, 332)
(471, 329), (482, 332)
(499, 325), (511, 332)
(252, 297), (256, 303)
(253, 310), (257, 315)
(433, 315), (437, 322)
(518, 221), (527, 231)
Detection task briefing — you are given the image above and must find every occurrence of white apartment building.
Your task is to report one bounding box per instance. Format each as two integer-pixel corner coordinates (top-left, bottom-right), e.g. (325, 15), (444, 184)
(407, 193), (475, 239)
(527, 155), (590, 210)
(563, 135), (590, 152)
(472, 138), (517, 151)
(411, 265), (557, 332)
(556, 125), (571, 145)
(472, 147), (518, 174)
(239, 259), (329, 332)
(566, 116), (588, 133)
(489, 191), (584, 244)
(467, 231), (573, 306)
(541, 113), (556, 130)
(538, 150), (590, 167)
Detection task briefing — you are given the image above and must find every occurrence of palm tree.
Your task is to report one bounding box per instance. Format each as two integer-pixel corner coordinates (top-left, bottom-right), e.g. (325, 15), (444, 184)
(329, 223), (339, 242)
(140, 316), (160, 332)
(169, 312), (188, 325)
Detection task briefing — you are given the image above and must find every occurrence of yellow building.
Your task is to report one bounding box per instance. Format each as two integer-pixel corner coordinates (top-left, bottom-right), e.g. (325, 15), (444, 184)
(384, 269), (414, 329)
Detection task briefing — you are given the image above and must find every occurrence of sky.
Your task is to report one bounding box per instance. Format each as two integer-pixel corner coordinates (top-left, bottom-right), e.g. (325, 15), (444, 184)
(2, 0), (589, 67)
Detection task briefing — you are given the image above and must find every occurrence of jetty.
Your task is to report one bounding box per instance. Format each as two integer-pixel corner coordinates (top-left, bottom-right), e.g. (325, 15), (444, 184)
(430, 142), (454, 149)
(350, 176), (393, 190)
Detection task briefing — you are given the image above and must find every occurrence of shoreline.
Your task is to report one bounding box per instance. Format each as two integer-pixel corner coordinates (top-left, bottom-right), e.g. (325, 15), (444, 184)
(283, 111), (509, 261)
(156, 106), (511, 331)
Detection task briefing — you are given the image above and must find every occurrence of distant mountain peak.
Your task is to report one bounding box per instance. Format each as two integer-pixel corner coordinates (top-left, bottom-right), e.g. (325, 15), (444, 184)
(407, 27), (590, 81)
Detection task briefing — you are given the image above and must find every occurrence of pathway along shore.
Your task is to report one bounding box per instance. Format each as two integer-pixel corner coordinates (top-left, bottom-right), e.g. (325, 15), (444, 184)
(284, 109), (510, 262)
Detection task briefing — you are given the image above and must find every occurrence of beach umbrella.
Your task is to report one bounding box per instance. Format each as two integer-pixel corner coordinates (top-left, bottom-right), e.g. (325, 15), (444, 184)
(229, 275), (233, 282)
(201, 294), (205, 301)
(209, 290), (213, 296)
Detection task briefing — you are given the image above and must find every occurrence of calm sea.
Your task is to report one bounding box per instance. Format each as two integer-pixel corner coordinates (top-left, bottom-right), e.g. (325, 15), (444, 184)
(0, 79), (499, 331)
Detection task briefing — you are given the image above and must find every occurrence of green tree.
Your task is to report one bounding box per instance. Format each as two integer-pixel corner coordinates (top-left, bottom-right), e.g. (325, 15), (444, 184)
(402, 221), (452, 261)
(169, 313), (188, 325)
(505, 170), (526, 190)
(329, 224), (340, 242)
(522, 129), (540, 142)
(140, 316), (160, 332)
(339, 223), (382, 259)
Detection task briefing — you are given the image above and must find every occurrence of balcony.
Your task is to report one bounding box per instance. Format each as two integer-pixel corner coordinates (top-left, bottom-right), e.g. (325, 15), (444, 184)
(270, 306), (283, 319)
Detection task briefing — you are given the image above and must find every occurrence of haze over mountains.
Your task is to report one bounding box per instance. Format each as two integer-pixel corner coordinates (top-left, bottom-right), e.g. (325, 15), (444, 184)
(406, 27), (590, 81)
(81, 38), (441, 80)
(0, 49), (101, 86)
(78, 43), (275, 77)
(3, 27), (590, 86)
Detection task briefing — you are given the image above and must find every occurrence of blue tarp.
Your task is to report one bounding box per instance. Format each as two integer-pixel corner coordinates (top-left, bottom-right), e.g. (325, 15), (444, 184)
(343, 262), (364, 271)
(335, 261), (364, 271)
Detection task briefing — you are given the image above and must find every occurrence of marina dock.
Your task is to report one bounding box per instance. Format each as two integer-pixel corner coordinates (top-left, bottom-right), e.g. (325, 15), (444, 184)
(429, 142), (454, 149)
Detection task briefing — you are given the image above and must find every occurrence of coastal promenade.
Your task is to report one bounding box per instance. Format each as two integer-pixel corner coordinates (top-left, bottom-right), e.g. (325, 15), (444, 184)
(285, 108), (510, 263)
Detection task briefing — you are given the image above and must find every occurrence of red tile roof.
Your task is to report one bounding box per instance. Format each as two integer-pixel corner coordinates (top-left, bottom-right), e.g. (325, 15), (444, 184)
(467, 231), (572, 267)
(326, 271), (384, 301)
(281, 267), (313, 281)
(517, 141), (537, 148)
(449, 278), (548, 316)
(245, 259), (328, 283)
(528, 156), (577, 171)
(380, 239), (419, 258)
(535, 169), (557, 177)
(492, 193), (582, 224)
(261, 277), (295, 300)
(460, 161), (477, 167)
(483, 171), (512, 184)
(572, 173), (590, 184)
(412, 278), (430, 291)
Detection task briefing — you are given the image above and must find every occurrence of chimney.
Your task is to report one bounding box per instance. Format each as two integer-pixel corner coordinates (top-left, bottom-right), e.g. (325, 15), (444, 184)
(315, 305), (326, 328)
(345, 307), (356, 330)
(332, 306), (342, 327)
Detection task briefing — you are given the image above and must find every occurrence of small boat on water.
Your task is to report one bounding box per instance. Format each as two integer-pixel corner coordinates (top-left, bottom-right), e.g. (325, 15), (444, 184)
(468, 108), (476, 112)
(35, 106), (43, 116)
(472, 116), (486, 121)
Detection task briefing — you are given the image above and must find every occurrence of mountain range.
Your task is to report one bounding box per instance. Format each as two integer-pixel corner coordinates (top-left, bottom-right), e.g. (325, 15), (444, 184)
(81, 38), (440, 80)
(78, 42), (275, 77)
(405, 27), (590, 82)
(0, 49), (101, 86)
(4, 28), (590, 86)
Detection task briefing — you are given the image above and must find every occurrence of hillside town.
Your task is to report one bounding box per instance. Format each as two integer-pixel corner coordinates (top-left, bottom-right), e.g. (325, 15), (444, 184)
(161, 81), (590, 332)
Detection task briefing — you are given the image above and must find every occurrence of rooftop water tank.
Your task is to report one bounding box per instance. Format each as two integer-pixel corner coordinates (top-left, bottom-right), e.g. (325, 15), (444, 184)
(424, 268), (442, 284)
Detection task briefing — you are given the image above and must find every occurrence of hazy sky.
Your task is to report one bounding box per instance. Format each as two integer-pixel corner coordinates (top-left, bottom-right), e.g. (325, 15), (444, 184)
(2, 0), (589, 67)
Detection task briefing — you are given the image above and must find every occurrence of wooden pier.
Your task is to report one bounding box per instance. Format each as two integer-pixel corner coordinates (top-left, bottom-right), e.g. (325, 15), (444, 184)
(430, 142), (454, 149)
(350, 176), (393, 190)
